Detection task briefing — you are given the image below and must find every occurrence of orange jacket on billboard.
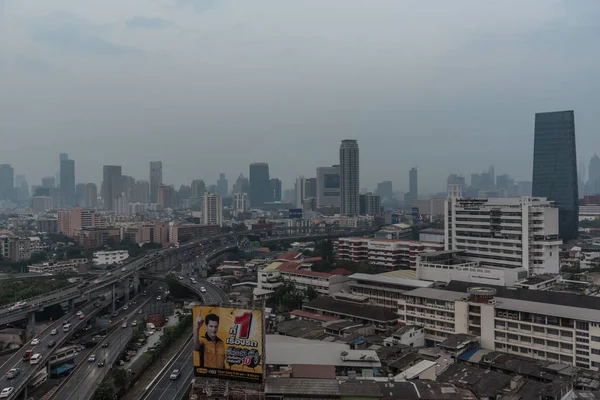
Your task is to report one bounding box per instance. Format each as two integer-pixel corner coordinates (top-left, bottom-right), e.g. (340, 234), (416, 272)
(192, 306), (263, 383)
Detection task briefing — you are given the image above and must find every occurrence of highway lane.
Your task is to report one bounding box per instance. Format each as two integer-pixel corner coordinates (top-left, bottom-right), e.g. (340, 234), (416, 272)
(54, 298), (151, 400)
(144, 341), (193, 400)
(0, 292), (115, 398)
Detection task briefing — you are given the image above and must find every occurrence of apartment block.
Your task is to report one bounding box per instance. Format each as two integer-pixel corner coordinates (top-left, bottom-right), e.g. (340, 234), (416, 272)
(398, 283), (600, 370)
(444, 197), (562, 275)
(58, 207), (105, 238)
(0, 236), (32, 261)
(73, 228), (120, 249)
(337, 237), (443, 270)
(93, 250), (129, 266)
(348, 273), (432, 310)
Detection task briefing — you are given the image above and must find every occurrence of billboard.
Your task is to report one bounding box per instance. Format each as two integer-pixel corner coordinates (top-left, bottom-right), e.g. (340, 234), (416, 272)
(288, 208), (303, 219)
(192, 306), (263, 383)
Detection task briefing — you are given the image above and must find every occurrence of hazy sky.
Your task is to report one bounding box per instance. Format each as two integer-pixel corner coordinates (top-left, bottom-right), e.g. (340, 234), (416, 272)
(1, 0), (599, 194)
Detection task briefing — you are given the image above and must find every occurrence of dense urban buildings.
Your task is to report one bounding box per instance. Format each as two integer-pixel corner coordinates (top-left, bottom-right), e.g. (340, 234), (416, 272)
(149, 161), (162, 204)
(249, 162), (270, 207)
(339, 140), (360, 216)
(191, 179), (206, 199)
(294, 176), (306, 208)
(269, 178), (281, 201)
(532, 110), (579, 241)
(157, 184), (174, 209)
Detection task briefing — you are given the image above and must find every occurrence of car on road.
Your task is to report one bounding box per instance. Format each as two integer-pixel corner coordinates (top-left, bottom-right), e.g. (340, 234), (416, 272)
(156, 296), (161, 301)
(88, 354), (96, 362)
(112, 312), (118, 317)
(31, 338), (39, 346)
(50, 329), (58, 335)
(131, 321), (137, 327)
(138, 309), (143, 314)
(0, 387), (14, 398)
(22, 350), (33, 361)
(178, 276), (184, 280)
(47, 340), (56, 348)
(6, 368), (19, 380)
(93, 301), (100, 308)
(121, 267), (126, 272)
(123, 305), (128, 311)
(97, 359), (105, 367)
(79, 314), (85, 320)
(200, 287), (206, 293)
(76, 311), (83, 316)
(170, 369), (180, 380)
(102, 342), (109, 348)
(121, 322), (128, 329)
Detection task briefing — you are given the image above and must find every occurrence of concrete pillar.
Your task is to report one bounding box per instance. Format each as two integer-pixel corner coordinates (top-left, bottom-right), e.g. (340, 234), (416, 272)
(112, 284), (116, 313)
(69, 298), (75, 312)
(124, 282), (130, 303)
(133, 272), (140, 294)
(28, 312), (36, 337)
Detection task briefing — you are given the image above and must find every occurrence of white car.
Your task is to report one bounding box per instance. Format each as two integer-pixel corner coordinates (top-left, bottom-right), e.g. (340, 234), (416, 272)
(31, 338), (40, 346)
(76, 311), (83, 316)
(0, 387), (13, 398)
(121, 268), (126, 272)
(131, 321), (138, 327)
(88, 355), (96, 362)
(121, 322), (128, 329)
(200, 287), (206, 293)
(170, 369), (180, 380)
(123, 306), (129, 311)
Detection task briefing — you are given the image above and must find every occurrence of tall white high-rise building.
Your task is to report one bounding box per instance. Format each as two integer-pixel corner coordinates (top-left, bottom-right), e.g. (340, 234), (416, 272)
(233, 192), (248, 217)
(339, 140), (359, 216)
(444, 196), (562, 275)
(295, 176), (306, 209)
(202, 193), (222, 227)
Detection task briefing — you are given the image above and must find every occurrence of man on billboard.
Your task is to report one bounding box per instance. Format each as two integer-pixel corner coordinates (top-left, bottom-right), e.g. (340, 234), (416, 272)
(193, 312), (226, 369)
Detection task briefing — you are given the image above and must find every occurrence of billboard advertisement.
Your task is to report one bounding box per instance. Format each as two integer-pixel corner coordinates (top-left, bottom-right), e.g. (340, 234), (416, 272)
(192, 306), (263, 383)
(288, 208), (303, 219)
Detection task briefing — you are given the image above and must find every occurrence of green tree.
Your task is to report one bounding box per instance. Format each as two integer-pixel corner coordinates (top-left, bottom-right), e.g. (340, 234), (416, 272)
(305, 286), (319, 301)
(94, 381), (114, 400)
(112, 369), (129, 390)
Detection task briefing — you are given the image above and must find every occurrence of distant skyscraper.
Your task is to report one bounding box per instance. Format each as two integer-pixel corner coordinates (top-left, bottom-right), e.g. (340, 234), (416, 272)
(41, 176), (56, 189)
(0, 164), (14, 202)
(295, 176), (306, 208)
(217, 173), (228, 198)
(75, 183), (85, 206)
(84, 183), (98, 208)
(409, 167), (418, 204)
(202, 193), (223, 226)
(269, 178), (282, 201)
(59, 153), (68, 162)
(157, 184), (174, 209)
(532, 110), (578, 241)
(376, 181), (393, 200)
(316, 165), (341, 208)
(149, 161), (163, 203)
(305, 178), (317, 199)
(132, 180), (150, 204)
(60, 159), (75, 207)
(233, 192), (248, 217)
(586, 154), (600, 195)
(249, 163), (270, 207)
(233, 174), (250, 195)
(339, 140), (360, 216)
(191, 179), (206, 199)
(102, 165), (122, 211)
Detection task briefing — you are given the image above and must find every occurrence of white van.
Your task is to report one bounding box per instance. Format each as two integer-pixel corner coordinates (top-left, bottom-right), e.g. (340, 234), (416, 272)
(30, 353), (42, 365)
(63, 323), (72, 332)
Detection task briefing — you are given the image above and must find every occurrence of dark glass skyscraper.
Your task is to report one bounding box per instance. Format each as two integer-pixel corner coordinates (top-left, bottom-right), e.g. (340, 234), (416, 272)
(532, 110), (578, 241)
(60, 159), (75, 207)
(249, 163), (270, 207)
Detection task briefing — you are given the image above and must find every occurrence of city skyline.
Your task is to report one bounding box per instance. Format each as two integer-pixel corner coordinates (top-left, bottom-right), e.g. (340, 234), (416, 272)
(2, 1), (600, 193)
